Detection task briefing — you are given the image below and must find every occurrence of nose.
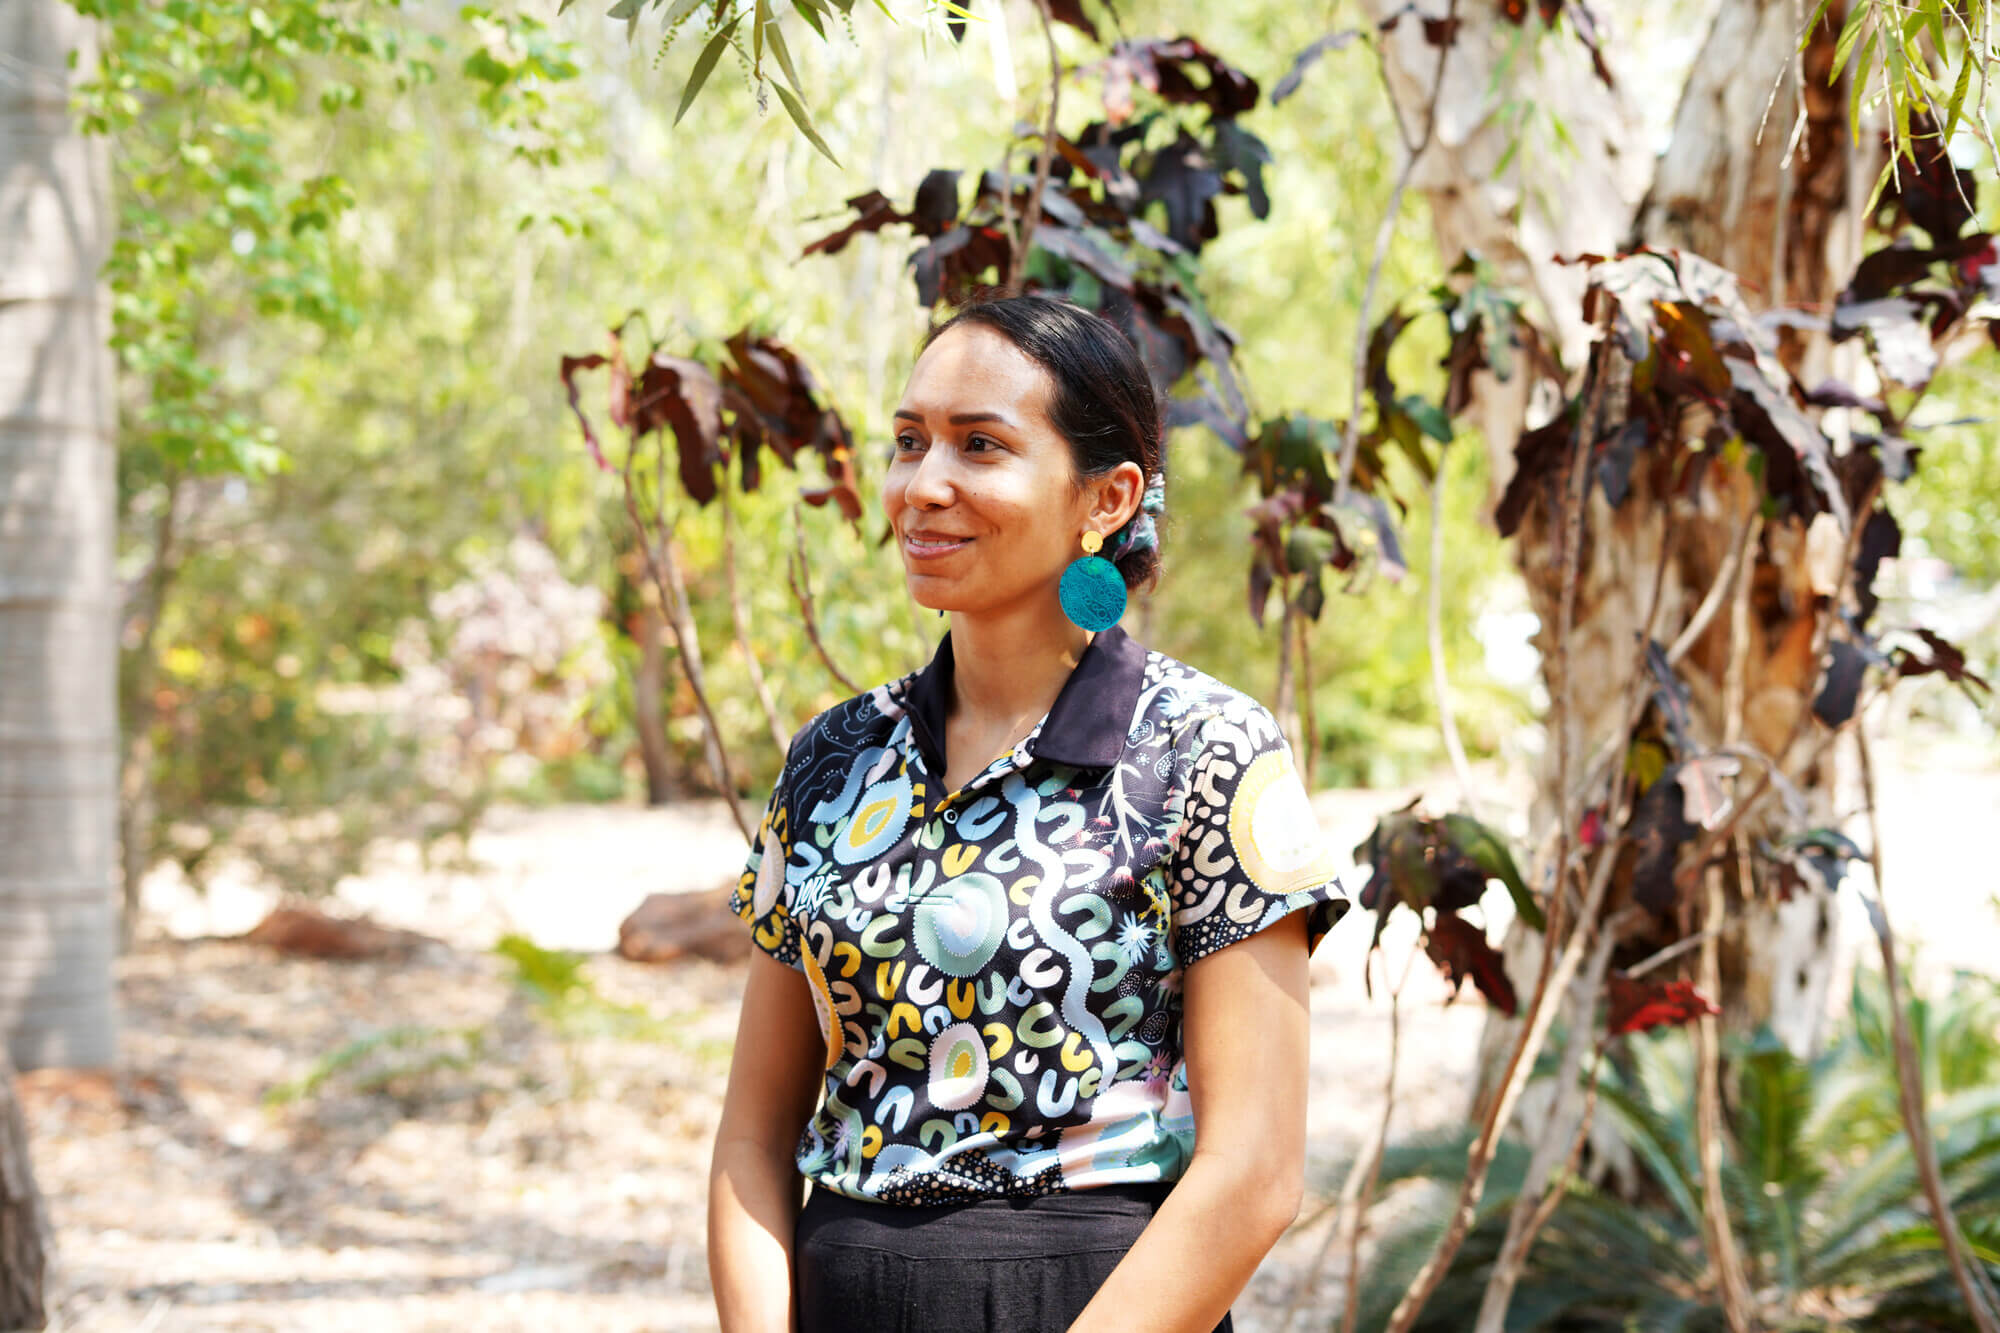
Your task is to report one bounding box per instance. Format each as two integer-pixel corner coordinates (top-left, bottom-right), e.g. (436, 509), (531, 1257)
(902, 444), (955, 512)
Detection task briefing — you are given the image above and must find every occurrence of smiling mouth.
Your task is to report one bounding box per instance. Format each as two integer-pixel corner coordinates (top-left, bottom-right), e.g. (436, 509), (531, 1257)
(903, 533), (972, 557)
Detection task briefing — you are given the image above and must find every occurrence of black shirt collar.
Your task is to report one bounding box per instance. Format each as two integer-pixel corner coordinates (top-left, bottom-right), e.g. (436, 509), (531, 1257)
(901, 625), (1149, 779)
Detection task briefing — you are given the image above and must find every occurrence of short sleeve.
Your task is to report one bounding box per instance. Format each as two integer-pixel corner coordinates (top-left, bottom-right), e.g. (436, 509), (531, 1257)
(1169, 707), (1351, 965)
(726, 767), (804, 971)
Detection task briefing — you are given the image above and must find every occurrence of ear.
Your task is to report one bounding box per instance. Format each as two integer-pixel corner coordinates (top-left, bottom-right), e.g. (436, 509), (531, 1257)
(1083, 461), (1145, 537)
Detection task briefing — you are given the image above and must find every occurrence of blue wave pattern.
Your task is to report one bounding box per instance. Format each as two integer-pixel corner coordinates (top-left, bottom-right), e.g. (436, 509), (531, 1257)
(728, 628), (1351, 1204)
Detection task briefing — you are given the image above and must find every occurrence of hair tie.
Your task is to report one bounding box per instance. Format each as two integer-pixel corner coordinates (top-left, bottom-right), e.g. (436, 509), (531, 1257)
(1112, 473), (1167, 563)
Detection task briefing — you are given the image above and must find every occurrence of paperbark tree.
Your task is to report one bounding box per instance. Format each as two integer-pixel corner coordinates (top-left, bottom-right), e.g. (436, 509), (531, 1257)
(0, 0), (120, 1073)
(1367, 0), (1866, 1094)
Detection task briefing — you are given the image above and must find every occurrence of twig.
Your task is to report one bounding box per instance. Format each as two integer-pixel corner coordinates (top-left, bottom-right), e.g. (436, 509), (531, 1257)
(787, 502), (861, 694)
(1857, 727), (2000, 1332)
(1426, 471), (1479, 815)
(720, 488), (791, 755)
(1006, 0), (1062, 293)
(1338, 939), (1421, 1333)
(1474, 923), (1620, 1331)
(1384, 825), (1623, 1333)
(1692, 524), (1761, 1333)
(1665, 507), (1758, 669)
(1385, 311), (1614, 1333)
(1296, 608), (1320, 790)
(621, 448), (753, 844)
(1336, 0), (1461, 504)
(1622, 927), (1719, 979)
(1672, 479), (1883, 898)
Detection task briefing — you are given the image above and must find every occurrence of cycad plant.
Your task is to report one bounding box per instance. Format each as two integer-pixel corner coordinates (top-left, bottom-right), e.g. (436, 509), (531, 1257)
(1340, 971), (2000, 1331)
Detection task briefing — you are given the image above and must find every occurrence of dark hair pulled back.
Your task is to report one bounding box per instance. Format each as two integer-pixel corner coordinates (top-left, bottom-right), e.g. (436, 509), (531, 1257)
(927, 295), (1165, 590)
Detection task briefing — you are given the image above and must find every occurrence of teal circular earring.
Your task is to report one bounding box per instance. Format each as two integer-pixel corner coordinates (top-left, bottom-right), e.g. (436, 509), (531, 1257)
(1059, 531), (1127, 632)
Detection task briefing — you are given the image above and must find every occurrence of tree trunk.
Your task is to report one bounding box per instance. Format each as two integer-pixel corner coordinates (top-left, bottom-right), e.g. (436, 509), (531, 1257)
(633, 603), (676, 806)
(0, 1057), (48, 1330)
(1366, 0), (1860, 1101)
(0, 0), (121, 1070)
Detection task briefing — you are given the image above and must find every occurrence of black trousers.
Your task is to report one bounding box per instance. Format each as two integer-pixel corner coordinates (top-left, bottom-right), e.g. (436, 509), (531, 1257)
(794, 1183), (1235, 1333)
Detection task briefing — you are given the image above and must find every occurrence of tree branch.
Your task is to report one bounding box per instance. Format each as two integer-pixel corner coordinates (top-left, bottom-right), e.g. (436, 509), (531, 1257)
(622, 441), (754, 844)
(720, 488), (791, 755)
(1386, 309), (1612, 1333)
(1336, 0), (1461, 505)
(787, 502), (862, 695)
(1006, 0), (1062, 293)
(1857, 726), (2000, 1333)
(1426, 470), (1479, 814)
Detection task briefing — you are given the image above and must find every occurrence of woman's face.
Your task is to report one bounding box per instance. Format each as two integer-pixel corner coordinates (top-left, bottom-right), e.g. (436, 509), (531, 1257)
(884, 324), (1141, 620)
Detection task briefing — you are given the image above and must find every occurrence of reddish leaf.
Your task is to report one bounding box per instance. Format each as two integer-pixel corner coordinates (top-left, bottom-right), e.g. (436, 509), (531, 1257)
(1095, 38), (1260, 123)
(1607, 972), (1718, 1035)
(1813, 639), (1868, 726)
(1876, 112), (1978, 243)
(1495, 413), (1573, 538)
(1896, 629), (1994, 696)
(559, 353), (611, 472)
(637, 354), (723, 504)
(1628, 774), (1695, 917)
(1045, 0), (1098, 41)
(1425, 913), (1517, 1015)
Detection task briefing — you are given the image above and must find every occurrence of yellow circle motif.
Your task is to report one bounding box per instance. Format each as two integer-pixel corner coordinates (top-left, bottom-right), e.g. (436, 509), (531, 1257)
(1226, 749), (1334, 894)
(1080, 531), (1104, 555)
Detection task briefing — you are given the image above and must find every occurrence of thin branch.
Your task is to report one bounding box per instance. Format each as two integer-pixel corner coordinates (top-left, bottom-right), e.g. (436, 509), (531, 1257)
(1297, 608), (1320, 790)
(1006, 0), (1063, 293)
(1692, 522), (1762, 1333)
(1384, 825), (1623, 1333)
(1385, 312), (1613, 1333)
(1474, 925), (1620, 1332)
(622, 446), (755, 845)
(1622, 927), (1719, 979)
(1336, 0), (1461, 505)
(1666, 504), (1758, 669)
(1340, 938), (1421, 1333)
(720, 488), (791, 755)
(1426, 471), (1479, 815)
(1857, 726), (2000, 1333)
(787, 502), (862, 695)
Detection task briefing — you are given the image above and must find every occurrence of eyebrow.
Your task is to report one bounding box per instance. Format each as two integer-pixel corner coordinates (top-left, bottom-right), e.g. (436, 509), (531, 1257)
(892, 409), (1016, 426)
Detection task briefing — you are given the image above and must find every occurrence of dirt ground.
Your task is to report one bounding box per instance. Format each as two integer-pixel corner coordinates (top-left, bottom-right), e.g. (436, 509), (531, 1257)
(25, 738), (1999, 1332)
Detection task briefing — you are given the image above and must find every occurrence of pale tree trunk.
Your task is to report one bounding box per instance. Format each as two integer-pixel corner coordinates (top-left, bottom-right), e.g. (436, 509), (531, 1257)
(0, 0), (121, 1072)
(1365, 0), (1861, 1114)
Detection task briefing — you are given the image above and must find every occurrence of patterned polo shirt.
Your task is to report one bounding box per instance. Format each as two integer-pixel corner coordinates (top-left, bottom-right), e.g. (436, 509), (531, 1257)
(728, 626), (1350, 1204)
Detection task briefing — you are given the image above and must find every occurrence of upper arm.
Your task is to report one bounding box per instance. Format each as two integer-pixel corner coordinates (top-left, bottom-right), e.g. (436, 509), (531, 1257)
(714, 949), (826, 1157)
(1180, 910), (1310, 1194)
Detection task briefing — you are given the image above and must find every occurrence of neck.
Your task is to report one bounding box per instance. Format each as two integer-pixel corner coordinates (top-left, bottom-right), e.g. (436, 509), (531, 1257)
(945, 594), (1090, 732)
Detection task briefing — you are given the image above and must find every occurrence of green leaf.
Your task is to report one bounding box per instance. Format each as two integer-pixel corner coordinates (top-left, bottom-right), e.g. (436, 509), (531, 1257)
(1401, 395), (1454, 444)
(1942, 40), (1974, 146)
(1847, 28), (1879, 142)
(766, 13), (802, 91)
(1441, 812), (1544, 931)
(792, 0), (827, 39)
(607, 0), (646, 18)
(675, 15), (740, 126)
(772, 79), (839, 165)
(752, 0), (767, 75)
(1830, 4), (1871, 81)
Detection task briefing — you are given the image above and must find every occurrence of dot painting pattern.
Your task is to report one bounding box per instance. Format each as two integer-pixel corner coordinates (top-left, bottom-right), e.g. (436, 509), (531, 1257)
(727, 630), (1351, 1203)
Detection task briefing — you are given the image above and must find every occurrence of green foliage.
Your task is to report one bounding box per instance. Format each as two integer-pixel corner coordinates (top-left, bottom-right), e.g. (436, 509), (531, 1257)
(1341, 975), (2000, 1331)
(262, 1022), (487, 1106)
(72, 0), (575, 476)
(493, 933), (674, 1041)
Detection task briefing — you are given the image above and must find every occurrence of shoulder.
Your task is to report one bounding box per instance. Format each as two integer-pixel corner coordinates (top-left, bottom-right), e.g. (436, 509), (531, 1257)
(1133, 648), (1281, 744)
(775, 671), (919, 785)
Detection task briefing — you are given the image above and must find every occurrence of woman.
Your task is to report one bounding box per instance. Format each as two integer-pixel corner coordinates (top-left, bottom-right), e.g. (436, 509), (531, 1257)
(707, 295), (1350, 1333)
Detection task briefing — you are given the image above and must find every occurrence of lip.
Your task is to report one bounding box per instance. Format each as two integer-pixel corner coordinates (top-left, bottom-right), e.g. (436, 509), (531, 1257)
(901, 531), (973, 560)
